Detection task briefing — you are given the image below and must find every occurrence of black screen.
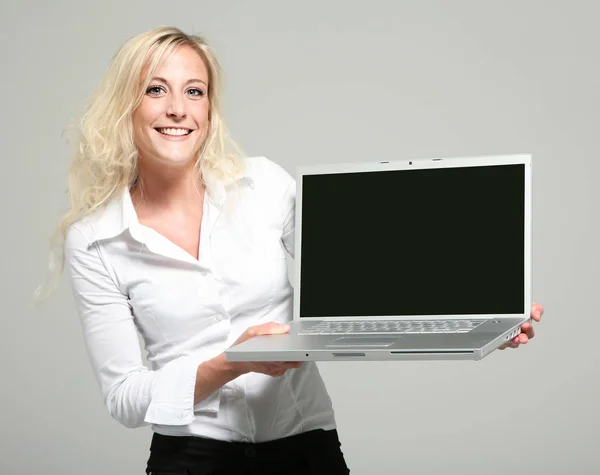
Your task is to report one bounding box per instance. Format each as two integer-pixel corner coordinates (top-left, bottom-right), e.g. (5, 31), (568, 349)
(299, 164), (525, 317)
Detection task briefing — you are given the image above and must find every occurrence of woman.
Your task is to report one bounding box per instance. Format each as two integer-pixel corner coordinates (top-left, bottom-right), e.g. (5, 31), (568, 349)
(43, 27), (543, 475)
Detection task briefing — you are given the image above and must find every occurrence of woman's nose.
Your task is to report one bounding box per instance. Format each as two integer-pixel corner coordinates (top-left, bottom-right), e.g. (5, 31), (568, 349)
(166, 94), (186, 119)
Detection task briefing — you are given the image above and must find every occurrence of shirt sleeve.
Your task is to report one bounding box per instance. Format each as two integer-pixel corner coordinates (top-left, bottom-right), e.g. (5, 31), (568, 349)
(281, 177), (296, 259)
(64, 225), (220, 429)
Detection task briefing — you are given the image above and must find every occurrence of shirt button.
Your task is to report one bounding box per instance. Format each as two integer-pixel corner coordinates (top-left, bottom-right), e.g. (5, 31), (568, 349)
(200, 269), (207, 276)
(241, 437), (249, 443)
(215, 314), (223, 321)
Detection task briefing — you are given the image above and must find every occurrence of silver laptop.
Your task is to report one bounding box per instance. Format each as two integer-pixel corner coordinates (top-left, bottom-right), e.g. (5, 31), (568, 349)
(226, 153), (532, 362)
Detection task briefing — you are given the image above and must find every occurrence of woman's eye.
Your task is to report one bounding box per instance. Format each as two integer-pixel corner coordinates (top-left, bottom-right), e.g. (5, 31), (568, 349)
(188, 88), (205, 97)
(146, 86), (163, 95)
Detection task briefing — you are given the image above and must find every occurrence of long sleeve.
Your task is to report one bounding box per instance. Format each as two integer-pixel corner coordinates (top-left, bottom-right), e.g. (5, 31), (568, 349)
(281, 178), (296, 259)
(64, 225), (220, 429)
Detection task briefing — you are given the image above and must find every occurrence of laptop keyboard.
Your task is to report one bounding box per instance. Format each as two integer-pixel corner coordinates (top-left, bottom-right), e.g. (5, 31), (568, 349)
(298, 319), (486, 335)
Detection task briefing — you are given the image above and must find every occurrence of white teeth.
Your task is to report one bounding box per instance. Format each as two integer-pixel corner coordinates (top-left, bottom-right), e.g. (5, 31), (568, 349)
(157, 128), (191, 136)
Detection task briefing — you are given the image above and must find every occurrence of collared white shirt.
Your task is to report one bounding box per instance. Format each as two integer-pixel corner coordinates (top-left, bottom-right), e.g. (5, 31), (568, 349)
(64, 156), (336, 442)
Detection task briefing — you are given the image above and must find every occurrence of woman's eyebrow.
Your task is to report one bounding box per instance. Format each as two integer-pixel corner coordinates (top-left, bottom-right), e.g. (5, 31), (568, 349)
(150, 76), (207, 86)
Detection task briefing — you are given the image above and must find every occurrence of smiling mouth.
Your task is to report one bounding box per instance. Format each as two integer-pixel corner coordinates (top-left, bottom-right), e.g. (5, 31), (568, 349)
(155, 127), (193, 137)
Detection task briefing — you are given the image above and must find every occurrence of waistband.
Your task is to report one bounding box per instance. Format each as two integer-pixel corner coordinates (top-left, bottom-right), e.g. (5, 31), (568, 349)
(149, 428), (341, 459)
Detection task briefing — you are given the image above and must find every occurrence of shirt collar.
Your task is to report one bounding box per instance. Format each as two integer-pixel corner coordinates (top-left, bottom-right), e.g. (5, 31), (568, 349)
(89, 168), (254, 245)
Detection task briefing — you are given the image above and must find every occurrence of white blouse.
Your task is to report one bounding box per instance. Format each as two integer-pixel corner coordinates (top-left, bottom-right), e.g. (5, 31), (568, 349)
(64, 156), (337, 442)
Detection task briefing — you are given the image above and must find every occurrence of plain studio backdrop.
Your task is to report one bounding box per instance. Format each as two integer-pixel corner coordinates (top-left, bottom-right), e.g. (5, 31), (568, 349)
(1, 1), (597, 474)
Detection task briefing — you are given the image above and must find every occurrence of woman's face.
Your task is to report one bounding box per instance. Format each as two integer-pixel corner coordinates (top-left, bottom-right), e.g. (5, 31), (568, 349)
(132, 45), (210, 170)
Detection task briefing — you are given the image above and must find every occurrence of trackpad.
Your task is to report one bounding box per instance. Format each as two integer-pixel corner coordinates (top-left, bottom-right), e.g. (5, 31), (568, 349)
(326, 337), (398, 348)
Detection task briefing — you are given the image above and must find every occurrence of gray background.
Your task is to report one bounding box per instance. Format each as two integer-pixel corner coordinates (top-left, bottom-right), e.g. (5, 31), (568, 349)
(1, 0), (597, 474)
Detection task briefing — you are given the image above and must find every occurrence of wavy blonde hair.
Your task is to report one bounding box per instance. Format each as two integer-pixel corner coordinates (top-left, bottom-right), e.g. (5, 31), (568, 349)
(36, 26), (245, 301)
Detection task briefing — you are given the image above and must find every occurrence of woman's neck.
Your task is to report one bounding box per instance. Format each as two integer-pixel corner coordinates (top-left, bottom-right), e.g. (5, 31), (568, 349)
(131, 161), (205, 214)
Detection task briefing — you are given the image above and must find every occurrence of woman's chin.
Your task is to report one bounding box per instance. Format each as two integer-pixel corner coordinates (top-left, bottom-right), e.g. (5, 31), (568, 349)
(140, 154), (199, 171)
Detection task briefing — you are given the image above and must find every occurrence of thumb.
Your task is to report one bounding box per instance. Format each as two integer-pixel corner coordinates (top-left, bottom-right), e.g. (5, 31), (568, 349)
(261, 322), (290, 335)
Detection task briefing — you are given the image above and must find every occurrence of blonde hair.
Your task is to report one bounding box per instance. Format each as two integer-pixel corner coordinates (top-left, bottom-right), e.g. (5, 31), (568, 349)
(36, 26), (245, 302)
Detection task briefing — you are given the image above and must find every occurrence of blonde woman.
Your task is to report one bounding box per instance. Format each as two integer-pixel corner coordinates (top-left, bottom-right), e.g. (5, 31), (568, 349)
(43, 26), (544, 475)
(45, 27), (350, 474)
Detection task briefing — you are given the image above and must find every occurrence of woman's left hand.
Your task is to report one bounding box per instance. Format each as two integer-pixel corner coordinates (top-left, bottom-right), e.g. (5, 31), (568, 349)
(499, 302), (544, 350)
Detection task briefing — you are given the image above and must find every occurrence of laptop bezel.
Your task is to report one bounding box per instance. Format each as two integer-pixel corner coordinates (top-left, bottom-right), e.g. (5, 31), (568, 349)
(292, 153), (532, 323)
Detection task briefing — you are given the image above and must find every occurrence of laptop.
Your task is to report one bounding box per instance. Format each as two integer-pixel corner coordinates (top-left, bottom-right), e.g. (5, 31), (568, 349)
(226, 153), (532, 362)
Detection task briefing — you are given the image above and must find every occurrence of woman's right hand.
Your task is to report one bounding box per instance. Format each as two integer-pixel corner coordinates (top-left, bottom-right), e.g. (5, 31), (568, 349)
(227, 322), (304, 378)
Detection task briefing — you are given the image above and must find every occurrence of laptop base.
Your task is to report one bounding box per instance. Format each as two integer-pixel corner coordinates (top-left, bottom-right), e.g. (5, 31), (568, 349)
(225, 318), (528, 362)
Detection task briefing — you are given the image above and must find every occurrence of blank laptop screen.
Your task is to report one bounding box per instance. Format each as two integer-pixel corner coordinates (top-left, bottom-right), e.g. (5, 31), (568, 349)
(299, 164), (525, 318)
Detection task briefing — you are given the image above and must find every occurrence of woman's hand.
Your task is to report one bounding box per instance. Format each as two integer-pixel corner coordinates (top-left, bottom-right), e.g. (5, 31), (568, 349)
(499, 302), (544, 350)
(226, 322), (304, 377)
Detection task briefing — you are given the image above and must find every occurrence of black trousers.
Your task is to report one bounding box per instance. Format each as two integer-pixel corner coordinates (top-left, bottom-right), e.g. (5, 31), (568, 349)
(145, 428), (351, 475)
